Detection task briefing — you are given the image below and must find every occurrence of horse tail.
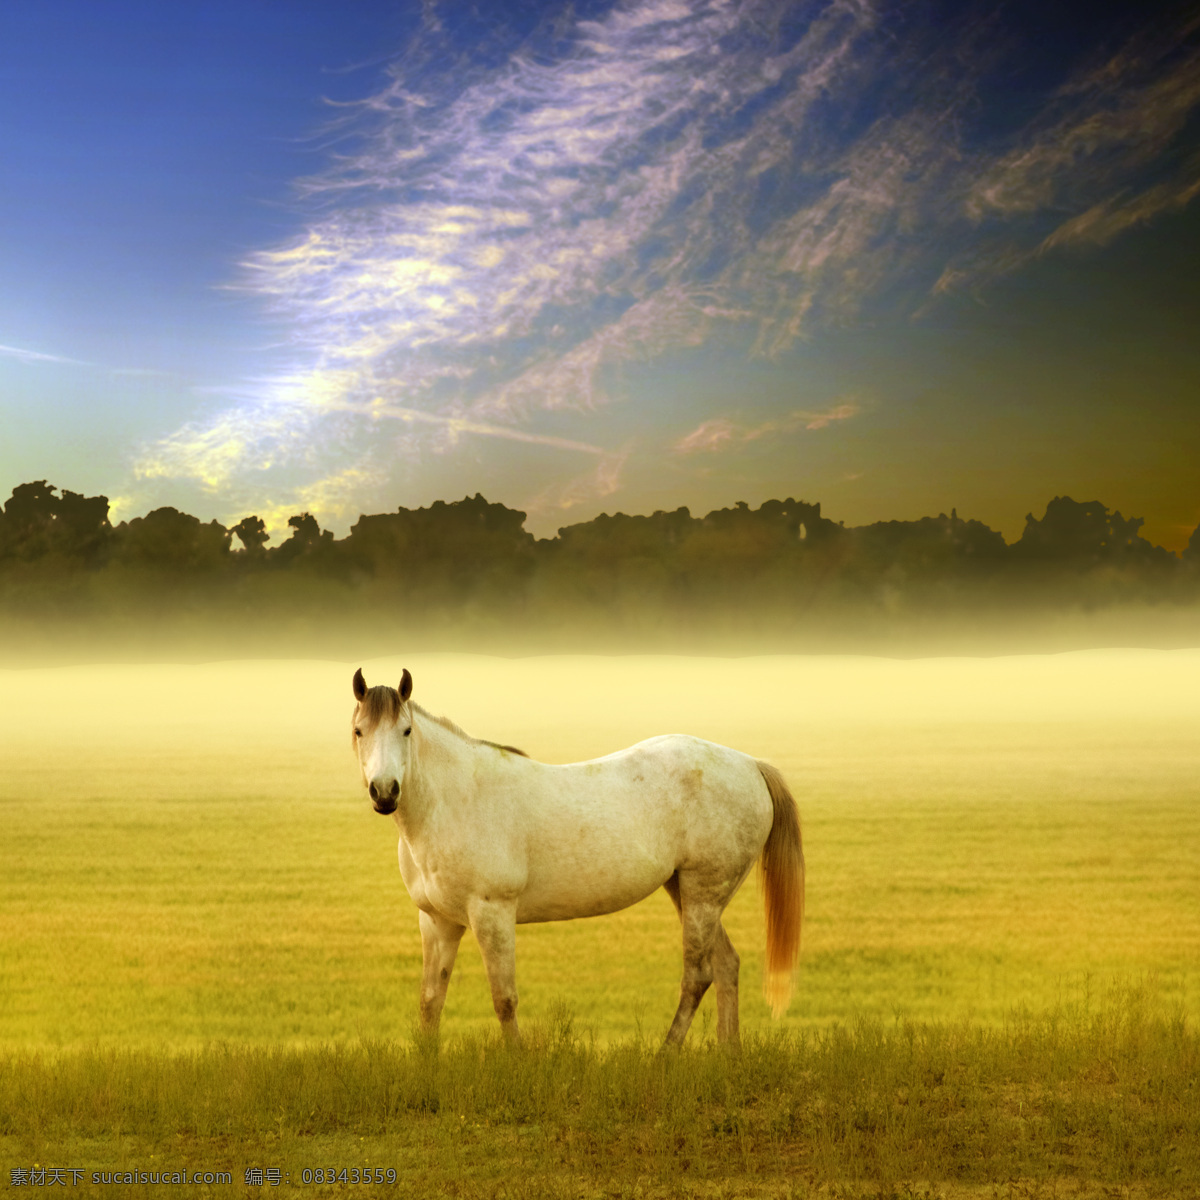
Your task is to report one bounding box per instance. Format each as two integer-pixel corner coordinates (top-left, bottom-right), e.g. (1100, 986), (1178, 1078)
(757, 760), (805, 1018)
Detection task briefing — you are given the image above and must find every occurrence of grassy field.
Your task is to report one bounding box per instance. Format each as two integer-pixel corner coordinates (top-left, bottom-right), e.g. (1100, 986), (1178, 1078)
(3, 989), (1197, 1198)
(2, 650), (1199, 1194)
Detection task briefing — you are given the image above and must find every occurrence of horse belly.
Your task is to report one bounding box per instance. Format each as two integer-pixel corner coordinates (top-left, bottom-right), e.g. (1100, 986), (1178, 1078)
(515, 804), (678, 924)
(516, 859), (671, 923)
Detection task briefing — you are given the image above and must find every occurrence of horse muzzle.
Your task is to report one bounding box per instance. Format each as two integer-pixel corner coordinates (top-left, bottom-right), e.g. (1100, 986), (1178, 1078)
(369, 777), (400, 815)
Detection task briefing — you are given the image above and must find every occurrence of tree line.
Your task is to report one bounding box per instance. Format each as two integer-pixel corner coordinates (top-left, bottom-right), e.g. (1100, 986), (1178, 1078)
(1, 480), (1197, 635)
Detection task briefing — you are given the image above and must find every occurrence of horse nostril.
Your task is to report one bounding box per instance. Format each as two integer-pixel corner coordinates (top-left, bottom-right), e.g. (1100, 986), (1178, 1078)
(369, 779), (399, 805)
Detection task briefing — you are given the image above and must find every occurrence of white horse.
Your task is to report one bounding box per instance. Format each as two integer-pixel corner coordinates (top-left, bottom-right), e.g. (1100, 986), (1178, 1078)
(350, 668), (804, 1045)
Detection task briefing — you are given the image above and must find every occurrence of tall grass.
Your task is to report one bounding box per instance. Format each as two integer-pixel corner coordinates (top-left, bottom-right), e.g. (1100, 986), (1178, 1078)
(3, 985), (1197, 1193)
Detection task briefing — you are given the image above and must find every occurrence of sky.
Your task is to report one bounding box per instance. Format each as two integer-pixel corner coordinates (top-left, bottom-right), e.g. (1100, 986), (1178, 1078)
(1, 0), (1198, 547)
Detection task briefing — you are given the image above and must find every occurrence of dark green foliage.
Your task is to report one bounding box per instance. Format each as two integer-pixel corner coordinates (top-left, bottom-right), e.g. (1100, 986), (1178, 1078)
(345, 493), (536, 595)
(272, 512), (335, 570)
(230, 515), (269, 555)
(0, 481), (112, 565)
(112, 507), (233, 573)
(847, 511), (1008, 577)
(1015, 496), (1162, 563)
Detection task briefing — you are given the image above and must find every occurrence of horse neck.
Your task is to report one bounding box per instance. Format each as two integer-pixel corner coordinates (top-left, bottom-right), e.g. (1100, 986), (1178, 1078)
(401, 712), (470, 838)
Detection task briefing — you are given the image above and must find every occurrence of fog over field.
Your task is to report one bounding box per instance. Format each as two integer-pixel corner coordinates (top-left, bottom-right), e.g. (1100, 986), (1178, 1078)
(3, 650), (1198, 1049)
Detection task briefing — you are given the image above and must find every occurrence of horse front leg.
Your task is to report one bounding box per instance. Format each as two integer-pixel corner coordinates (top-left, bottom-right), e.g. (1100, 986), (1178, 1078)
(418, 908), (465, 1035)
(468, 897), (521, 1044)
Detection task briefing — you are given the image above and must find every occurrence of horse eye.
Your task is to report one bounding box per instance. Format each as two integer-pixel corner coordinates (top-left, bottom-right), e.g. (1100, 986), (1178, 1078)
(404, 727), (412, 736)
(354, 728), (362, 738)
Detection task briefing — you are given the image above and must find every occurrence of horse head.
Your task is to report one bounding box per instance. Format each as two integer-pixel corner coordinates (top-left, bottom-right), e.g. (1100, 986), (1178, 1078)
(351, 667), (414, 815)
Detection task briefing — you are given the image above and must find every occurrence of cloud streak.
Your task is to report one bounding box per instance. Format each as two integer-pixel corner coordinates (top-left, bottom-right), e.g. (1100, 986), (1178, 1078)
(674, 401), (860, 455)
(0, 343), (89, 367)
(362, 402), (608, 456)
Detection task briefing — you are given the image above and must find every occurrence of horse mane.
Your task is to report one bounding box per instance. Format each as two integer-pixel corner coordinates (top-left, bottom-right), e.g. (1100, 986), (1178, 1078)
(414, 701), (529, 758)
(356, 684), (527, 757)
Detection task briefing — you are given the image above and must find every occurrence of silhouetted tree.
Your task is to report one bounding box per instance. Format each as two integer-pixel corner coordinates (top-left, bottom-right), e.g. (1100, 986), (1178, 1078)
(553, 506), (694, 563)
(4, 480), (59, 532)
(270, 512), (335, 568)
(1014, 496), (1170, 564)
(345, 494), (535, 598)
(848, 512), (1007, 574)
(231, 516), (270, 556)
(112, 507), (232, 573)
(0, 481), (111, 564)
(542, 506), (695, 610)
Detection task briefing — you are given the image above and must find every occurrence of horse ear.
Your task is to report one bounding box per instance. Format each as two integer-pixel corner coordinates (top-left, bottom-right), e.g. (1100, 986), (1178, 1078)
(353, 668), (367, 701)
(399, 668), (413, 703)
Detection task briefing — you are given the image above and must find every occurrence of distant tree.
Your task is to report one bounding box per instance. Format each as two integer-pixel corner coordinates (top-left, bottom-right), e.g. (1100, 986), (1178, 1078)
(820, 509), (1007, 613)
(231, 516), (270, 556)
(697, 498), (834, 544)
(1007, 496), (1183, 611)
(544, 506), (696, 610)
(1014, 496), (1169, 564)
(272, 512), (334, 564)
(553, 506), (695, 563)
(344, 494), (534, 596)
(849, 511), (1007, 571)
(56, 490), (111, 549)
(0, 480), (111, 564)
(545, 498), (841, 613)
(675, 500), (821, 599)
(112, 507), (232, 573)
(3, 480), (59, 531)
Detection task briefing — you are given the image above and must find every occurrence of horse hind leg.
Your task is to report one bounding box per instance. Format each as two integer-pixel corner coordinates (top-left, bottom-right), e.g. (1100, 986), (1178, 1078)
(664, 895), (722, 1047)
(711, 922), (741, 1045)
(662, 874), (741, 1046)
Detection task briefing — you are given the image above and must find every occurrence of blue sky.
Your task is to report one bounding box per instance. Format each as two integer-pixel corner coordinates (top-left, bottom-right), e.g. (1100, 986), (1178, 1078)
(2, 0), (1198, 545)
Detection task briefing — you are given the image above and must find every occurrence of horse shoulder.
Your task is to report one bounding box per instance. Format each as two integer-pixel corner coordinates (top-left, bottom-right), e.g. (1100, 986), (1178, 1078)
(397, 836), (437, 914)
(429, 745), (534, 897)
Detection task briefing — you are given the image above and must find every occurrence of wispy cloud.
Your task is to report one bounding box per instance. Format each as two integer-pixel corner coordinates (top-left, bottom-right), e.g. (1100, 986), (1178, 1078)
(675, 418), (738, 456)
(127, 0), (1200, 527)
(0, 343), (89, 367)
(134, 395), (317, 491)
(521, 445), (633, 523)
(1038, 162), (1200, 253)
(936, 14), (1200, 297)
(109, 366), (176, 379)
(965, 27), (1200, 223)
(673, 401), (860, 455)
(0, 340), (179, 379)
(364, 401), (608, 456)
